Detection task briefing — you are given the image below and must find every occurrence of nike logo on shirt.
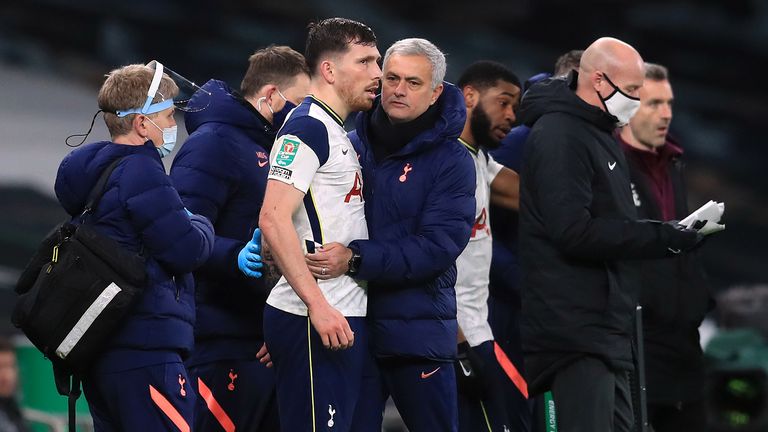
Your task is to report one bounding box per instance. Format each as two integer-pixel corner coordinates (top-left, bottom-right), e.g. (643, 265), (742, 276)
(258, 160), (268, 168)
(608, 161), (617, 171)
(342, 148), (349, 155)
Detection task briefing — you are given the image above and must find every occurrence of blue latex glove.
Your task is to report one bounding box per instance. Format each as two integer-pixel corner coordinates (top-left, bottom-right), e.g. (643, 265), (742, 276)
(238, 228), (263, 278)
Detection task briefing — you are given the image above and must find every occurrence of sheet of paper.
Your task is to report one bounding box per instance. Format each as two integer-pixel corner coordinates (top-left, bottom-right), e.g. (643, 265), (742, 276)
(681, 200), (724, 228)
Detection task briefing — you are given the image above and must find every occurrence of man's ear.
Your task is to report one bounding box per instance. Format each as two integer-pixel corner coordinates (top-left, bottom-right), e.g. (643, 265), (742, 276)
(264, 84), (280, 105)
(430, 83), (444, 106)
(462, 85), (477, 109)
(257, 84), (278, 101)
(319, 60), (335, 84)
(592, 70), (605, 92)
(132, 114), (149, 139)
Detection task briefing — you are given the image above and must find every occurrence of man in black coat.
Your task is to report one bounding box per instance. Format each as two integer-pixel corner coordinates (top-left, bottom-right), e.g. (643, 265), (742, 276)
(618, 63), (712, 432)
(518, 37), (702, 431)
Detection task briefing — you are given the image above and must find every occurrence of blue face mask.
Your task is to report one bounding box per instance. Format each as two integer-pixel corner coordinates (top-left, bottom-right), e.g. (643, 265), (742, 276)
(258, 89), (296, 129)
(272, 100), (297, 129)
(146, 118), (178, 158)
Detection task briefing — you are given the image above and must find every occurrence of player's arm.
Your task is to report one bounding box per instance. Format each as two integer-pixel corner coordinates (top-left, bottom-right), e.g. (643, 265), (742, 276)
(529, 124), (697, 259)
(490, 166), (519, 210)
(260, 238), (283, 289)
(309, 150), (476, 283)
(259, 180), (354, 350)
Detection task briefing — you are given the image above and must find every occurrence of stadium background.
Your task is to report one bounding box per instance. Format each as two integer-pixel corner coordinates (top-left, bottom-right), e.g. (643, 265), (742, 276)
(1, 0), (766, 430)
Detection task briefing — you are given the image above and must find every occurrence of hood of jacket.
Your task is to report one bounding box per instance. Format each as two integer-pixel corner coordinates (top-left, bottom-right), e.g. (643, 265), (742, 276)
(519, 71), (616, 133)
(184, 79), (274, 141)
(354, 81), (466, 157)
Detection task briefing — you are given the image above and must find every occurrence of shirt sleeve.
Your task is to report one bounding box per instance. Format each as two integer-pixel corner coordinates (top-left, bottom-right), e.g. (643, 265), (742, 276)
(486, 153), (504, 185)
(267, 116), (329, 193)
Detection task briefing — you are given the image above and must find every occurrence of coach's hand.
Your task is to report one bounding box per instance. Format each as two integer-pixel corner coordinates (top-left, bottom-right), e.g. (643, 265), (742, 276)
(256, 342), (273, 368)
(306, 242), (352, 280)
(308, 301), (355, 350)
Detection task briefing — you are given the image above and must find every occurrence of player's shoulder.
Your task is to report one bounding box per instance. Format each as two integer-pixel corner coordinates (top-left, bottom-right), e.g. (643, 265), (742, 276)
(280, 113), (328, 142)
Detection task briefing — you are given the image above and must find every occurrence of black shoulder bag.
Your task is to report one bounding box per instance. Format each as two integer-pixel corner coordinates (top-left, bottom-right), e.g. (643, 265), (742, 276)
(12, 157), (147, 430)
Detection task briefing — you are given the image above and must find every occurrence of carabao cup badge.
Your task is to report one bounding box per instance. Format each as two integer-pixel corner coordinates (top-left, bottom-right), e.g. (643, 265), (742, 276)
(276, 137), (300, 167)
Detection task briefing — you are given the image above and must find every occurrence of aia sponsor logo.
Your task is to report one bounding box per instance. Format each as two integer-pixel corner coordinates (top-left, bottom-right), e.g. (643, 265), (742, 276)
(471, 208), (490, 238)
(344, 171), (364, 203)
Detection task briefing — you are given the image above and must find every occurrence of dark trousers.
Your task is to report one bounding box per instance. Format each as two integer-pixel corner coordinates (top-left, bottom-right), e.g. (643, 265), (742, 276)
(488, 294), (534, 431)
(648, 399), (706, 432)
(263, 305), (367, 432)
(550, 356), (634, 432)
(187, 357), (279, 432)
(83, 358), (196, 432)
(352, 354), (458, 432)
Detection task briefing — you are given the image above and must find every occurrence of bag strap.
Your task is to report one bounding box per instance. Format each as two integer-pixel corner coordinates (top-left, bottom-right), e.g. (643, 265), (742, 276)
(80, 157), (125, 222)
(53, 364), (81, 431)
(68, 374), (82, 431)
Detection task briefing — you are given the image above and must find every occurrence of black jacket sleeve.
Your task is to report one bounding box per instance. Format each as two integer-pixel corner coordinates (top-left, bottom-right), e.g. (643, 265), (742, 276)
(525, 122), (697, 260)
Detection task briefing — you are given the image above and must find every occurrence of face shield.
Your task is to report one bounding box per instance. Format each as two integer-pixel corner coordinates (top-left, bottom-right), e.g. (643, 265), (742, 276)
(66, 60), (211, 147)
(116, 60), (211, 117)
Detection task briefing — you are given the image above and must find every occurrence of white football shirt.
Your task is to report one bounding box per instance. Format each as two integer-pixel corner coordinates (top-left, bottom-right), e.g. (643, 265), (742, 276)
(455, 138), (504, 346)
(266, 96), (368, 317)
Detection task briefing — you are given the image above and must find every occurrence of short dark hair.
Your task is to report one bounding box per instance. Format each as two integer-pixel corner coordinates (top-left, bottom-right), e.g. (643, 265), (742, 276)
(644, 62), (669, 81)
(554, 49), (583, 76)
(240, 45), (310, 98)
(304, 17), (377, 76)
(457, 61), (521, 92)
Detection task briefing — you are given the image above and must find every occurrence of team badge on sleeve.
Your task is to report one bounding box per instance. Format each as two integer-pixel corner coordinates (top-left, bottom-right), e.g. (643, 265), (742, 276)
(276, 137), (301, 167)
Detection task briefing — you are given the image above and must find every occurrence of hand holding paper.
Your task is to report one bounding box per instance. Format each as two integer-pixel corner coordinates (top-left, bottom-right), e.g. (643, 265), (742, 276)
(681, 200), (725, 236)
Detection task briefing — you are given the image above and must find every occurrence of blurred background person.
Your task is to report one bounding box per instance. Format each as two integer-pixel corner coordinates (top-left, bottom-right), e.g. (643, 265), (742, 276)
(0, 337), (29, 432)
(617, 62), (713, 432)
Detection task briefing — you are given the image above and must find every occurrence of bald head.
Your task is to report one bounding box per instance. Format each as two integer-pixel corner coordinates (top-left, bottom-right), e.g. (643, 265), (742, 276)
(576, 37), (645, 115)
(580, 37), (643, 77)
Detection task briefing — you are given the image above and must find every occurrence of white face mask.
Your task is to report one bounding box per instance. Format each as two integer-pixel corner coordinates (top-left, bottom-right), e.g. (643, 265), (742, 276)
(257, 88), (294, 127)
(597, 73), (641, 127)
(146, 118), (178, 158)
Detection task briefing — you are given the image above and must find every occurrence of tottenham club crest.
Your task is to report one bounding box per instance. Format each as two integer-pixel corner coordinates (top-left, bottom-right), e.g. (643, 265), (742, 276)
(327, 404), (337, 428)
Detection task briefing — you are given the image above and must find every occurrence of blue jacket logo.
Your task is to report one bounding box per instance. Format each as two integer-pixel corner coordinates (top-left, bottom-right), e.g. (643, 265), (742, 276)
(399, 163), (413, 183)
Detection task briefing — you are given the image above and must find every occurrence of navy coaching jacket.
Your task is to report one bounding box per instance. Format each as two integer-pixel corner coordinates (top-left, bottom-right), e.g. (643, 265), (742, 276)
(55, 140), (214, 358)
(348, 83), (476, 361)
(170, 80), (275, 365)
